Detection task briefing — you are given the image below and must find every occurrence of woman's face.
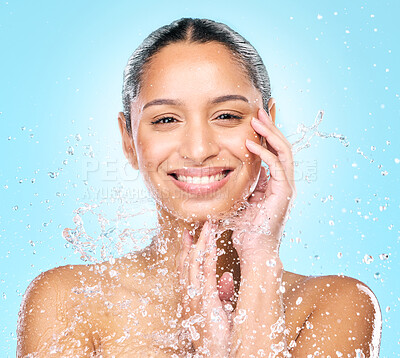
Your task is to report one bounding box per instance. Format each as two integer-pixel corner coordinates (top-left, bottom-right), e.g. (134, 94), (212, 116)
(123, 41), (264, 222)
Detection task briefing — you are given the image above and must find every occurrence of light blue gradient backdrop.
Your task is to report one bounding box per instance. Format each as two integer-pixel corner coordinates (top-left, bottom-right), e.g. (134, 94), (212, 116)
(1, 0), (399, 356)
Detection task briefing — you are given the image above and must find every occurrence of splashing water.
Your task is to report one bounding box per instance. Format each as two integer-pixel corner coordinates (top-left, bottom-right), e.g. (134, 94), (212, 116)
(62, 199), (158, 263)
(62, 109), (353, 263)
(288, 110), (349, 154)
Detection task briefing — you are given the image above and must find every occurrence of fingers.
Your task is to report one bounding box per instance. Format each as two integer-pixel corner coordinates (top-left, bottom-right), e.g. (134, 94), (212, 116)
(181, 222), (219, 302)
(259, 107), (293, 150)
(217, 271), (235, 302)
(179, 224), (231, 352)
(250, 116), (295, 186)
(189, 221), (211, 287)
(179, 229), (192, 273)
(246, 139), (288, 185)
(203, 225), (217, 295)
(180, 230), (193, 310)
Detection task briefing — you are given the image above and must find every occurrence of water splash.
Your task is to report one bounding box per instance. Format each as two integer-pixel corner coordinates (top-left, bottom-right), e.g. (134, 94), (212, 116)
(62, 200), (157, 262)
(288, 110), (349, 154)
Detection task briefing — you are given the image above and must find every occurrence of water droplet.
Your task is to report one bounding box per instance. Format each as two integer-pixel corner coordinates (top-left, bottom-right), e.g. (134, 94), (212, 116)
(75, 134), (82, 141)
(84, 145), (94, 158)
(211, 308), (222, 322)
(379, 253), (389, 260)
(362, 254), (373, 264)
(337, 252), (342, 259)
(234, 309), (247, 324)
(374, 272), (380, 280)
(381, 170), (388, 176)
(266, 259), (276, 267)
(67, 146), (74, 155)
(370, 146), (376, 151)
(187, 286), (197, 299)
(48, 171), (59, 179)
(12, 205), (18, 211)
(296, 297), (303, 305)
(105, 301), (113, 309)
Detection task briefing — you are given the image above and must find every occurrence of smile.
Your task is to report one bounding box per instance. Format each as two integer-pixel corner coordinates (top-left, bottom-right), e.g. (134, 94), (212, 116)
(168, 167), (233, 195)
(174, 171), (229, 184)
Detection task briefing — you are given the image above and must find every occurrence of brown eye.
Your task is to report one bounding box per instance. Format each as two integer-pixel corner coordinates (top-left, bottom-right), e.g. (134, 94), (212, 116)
(151, 116), (178, 125)
(217, 113), (242, 120)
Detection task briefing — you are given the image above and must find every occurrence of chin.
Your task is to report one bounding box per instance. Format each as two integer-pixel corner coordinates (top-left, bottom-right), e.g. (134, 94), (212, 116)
(157, 189), (252, 224)
(149, 167), (260, 223)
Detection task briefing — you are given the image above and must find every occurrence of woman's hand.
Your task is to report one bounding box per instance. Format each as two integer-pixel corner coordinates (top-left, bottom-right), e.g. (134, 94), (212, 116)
(178, 221), (232, 357)
(228, 106), (295, 357)
(232, 106), (296, 260)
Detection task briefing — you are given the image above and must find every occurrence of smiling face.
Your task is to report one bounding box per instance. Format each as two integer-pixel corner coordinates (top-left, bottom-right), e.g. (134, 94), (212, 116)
(120, 41), (264, 222)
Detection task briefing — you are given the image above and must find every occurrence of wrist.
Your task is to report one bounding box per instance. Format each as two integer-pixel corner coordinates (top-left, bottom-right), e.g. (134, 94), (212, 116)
(236, 232), (281, 261)
(239, 250), (282, 269)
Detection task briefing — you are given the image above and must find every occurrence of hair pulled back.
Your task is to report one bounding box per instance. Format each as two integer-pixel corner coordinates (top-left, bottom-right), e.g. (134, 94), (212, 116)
(122, 17), (271, 135)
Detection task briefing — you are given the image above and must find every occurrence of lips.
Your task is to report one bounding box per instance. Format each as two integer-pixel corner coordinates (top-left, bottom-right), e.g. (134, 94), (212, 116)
(168, 167), (233, 195)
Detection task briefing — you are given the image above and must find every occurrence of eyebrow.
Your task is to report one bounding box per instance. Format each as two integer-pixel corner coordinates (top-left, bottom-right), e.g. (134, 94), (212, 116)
(142, 94), (249, 111)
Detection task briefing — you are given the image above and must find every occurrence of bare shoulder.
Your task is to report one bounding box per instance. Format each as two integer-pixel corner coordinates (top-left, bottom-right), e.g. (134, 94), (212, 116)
(17, 264), (99, 357)
(283, 271), (382, 357)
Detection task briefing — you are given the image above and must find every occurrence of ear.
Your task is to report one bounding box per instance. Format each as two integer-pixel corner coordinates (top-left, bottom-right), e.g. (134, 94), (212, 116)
(267, 98), (276, 124)
(118, 112), (138, 170)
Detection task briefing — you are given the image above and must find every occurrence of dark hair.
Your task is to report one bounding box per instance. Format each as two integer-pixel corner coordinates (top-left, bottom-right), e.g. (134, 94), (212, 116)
(122, 17), (271, 135)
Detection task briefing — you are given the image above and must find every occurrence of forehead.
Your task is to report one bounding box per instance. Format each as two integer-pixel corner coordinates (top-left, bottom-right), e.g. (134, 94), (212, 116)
(137, 41), (257, 101)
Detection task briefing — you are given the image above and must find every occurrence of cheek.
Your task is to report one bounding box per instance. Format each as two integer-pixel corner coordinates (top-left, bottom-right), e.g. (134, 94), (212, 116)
(135, 131), (172, 173)
(219, 127), (261, 174)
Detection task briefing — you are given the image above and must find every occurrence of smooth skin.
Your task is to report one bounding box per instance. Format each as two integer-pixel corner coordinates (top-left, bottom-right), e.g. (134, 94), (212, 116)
(17, 42), (381, 357)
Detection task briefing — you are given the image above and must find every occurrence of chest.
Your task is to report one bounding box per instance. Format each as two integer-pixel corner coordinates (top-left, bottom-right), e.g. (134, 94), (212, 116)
(92, 293), (189, 356)
(88, 276), (315, 356)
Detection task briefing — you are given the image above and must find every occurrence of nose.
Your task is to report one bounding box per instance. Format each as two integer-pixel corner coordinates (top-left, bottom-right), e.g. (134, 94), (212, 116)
(179, 119), (219, 164)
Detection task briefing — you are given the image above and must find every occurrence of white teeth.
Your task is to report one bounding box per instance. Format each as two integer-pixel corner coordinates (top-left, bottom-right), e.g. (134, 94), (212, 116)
(176, 172), (228, 183)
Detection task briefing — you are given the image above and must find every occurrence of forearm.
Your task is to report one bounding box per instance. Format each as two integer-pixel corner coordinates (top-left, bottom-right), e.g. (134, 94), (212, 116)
(231, 253), (287, 358)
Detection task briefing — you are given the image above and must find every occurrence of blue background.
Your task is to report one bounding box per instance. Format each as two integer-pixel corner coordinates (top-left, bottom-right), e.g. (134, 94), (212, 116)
(1, 0), (399, 356)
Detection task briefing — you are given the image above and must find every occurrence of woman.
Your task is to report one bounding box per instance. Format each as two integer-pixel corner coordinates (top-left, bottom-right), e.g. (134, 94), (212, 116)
(17, 18), (381, 357)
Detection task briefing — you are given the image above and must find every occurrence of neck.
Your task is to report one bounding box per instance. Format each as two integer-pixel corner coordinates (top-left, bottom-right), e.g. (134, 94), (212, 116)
(146, 206), (241, 297)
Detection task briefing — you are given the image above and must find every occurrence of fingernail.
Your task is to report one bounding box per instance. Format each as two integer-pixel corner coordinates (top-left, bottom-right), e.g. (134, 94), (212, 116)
(219, 271), (233, 284)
